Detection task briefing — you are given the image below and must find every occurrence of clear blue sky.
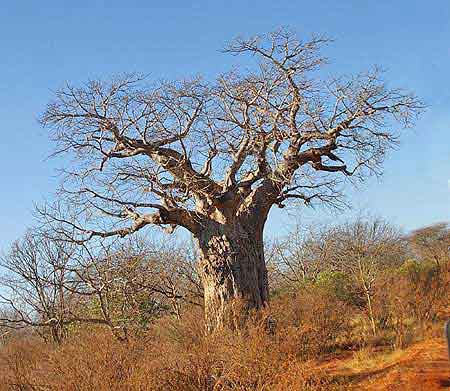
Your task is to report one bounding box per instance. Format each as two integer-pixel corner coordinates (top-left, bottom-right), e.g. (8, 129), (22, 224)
(0, 0), (449, 249)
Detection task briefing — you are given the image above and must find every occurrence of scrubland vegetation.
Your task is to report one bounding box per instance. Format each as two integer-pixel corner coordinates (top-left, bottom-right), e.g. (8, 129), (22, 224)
(1, 29), (445, 390)
(0, 218), (448, 390)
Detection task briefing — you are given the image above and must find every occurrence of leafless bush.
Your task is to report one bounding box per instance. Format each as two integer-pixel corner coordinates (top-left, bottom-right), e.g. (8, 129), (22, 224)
(0, 230), (203, 342)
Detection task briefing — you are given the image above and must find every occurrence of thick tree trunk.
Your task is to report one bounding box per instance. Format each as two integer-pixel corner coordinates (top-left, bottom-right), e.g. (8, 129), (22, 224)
(195, 220), (269, 332)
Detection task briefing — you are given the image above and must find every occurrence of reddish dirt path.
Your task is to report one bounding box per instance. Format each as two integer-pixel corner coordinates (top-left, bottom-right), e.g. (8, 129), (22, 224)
(339, 338), (450, 390)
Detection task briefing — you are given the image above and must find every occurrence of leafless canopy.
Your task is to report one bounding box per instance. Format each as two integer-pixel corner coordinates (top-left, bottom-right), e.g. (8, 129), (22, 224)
(40, 29), (424, 240)
(0, 231), (202, 342)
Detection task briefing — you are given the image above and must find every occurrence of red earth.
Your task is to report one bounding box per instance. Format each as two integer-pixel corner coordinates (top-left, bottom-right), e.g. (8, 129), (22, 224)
(323, 338), (450, 390)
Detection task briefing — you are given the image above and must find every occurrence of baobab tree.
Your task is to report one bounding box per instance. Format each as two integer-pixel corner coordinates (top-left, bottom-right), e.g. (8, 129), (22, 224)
(39, 29), (423, 331)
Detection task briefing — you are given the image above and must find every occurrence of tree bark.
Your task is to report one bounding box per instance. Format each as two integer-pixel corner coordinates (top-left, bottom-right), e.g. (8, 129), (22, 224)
(195, 219), (269, 332)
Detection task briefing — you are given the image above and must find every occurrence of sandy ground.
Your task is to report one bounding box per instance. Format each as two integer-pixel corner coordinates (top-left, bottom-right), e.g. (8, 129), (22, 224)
(322, 338), (450, 390)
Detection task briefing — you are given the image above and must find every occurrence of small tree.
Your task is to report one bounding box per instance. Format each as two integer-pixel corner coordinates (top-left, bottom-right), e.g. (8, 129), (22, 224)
(71, 237), (203, 335)
(328, 218), (406, 335)
(0, 233), (77, 343)
(272, 224), (338, 287)
(408, 222), (450, 268)
(40, 29), (423, 331)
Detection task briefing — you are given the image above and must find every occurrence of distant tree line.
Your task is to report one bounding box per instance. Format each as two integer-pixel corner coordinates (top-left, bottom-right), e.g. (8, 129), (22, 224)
(1, 217), (448, 346)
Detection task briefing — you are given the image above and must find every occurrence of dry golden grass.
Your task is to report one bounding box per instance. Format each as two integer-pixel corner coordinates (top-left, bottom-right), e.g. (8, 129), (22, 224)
(0, 295), (354, 391)
(0, 264), (448, 391)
